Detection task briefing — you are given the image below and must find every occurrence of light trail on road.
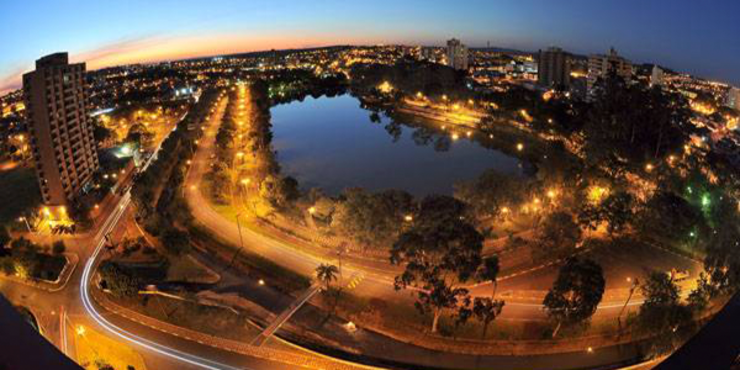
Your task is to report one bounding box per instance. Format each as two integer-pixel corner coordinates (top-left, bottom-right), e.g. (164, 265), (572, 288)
(76, 108), (264, 370)
(79, 191), (249, 370)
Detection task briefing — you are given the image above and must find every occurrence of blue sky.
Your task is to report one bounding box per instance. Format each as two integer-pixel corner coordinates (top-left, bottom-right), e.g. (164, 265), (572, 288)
(2, 0), (739, 94)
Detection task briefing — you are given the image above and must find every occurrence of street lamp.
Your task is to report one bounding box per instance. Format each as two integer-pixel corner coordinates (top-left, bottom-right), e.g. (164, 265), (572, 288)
(618, 277), (639, 332)
(227, 213), (246, 270)
(18, 217), (32, 233)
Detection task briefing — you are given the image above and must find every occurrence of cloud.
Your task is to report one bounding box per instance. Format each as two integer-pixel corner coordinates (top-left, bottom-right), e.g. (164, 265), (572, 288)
(0, 66), (27, 96)
(0, 31), (371, 96)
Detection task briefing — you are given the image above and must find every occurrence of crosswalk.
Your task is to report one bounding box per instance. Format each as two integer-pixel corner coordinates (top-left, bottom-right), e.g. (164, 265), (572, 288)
(345, 273), (365, 290)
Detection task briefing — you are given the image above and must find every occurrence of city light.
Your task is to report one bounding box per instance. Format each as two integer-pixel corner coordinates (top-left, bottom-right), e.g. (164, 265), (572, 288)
(3, 11), (736, 370)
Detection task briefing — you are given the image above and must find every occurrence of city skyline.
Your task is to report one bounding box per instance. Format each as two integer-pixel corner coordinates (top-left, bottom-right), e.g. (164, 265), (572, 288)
(2, 0), (740, 95)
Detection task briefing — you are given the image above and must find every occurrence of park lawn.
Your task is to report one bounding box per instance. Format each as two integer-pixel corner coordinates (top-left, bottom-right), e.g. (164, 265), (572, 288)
(75, 326), (147, 370)
(166, 254), (220, 284)
(0, 167), (41, 225)
(133, 294), (263, 342)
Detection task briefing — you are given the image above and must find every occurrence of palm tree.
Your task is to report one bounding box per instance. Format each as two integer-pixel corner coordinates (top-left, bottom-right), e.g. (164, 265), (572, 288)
(315, 264), (339, 291)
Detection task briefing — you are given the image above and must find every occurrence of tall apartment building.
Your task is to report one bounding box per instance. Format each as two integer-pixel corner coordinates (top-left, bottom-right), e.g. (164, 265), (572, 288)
(650, 65), (665, 87)
(537, 47), (571, 88)
(587, 47), (633, 92)
(23, 52), (98, 207)
(446, 38), (469, 71)
(726, 87), (740, 111)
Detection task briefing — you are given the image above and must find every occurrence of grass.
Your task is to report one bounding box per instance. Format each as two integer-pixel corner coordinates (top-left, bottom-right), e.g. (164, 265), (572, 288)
(166, 255), (220, 284)
(75, 326), (147, 370)
(0, 167), (41, 225)
(186, 223), (311, 293)
(132, 294), (263, 342)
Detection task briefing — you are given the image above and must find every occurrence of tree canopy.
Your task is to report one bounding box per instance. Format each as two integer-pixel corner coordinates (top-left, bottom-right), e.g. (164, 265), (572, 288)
(543, 257), (605, 336)
(390, 195), (485, 333)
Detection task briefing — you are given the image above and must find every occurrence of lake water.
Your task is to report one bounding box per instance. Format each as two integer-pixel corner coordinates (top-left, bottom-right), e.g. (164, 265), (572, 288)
(271, 94), (524, 196)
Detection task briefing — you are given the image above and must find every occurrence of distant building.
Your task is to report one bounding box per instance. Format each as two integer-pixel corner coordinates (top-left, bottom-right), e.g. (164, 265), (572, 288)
(725, 87), (740, 111)
(537, 47), (571, 88)
(587, 47), (633, 92)
(23, 52), (99, 206)
(420, 47), (436, 62)
(446, 38), (469, 71)
(651, 65), (665, 87)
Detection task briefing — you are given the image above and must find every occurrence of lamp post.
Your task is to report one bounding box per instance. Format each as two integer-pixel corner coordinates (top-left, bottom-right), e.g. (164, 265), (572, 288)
(336, 242), (349, 279)
(18, 217), (32, 233)
(618, 277), (639, 332)
(227, 212), (246, 270)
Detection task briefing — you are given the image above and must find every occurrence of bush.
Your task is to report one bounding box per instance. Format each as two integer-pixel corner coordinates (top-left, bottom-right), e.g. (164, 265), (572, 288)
(99, 261), (141, 298)
(52, 240), (66, 255)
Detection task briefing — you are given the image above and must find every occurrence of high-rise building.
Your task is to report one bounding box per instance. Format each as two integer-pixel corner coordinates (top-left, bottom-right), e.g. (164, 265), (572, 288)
(537, 47), (571, 88)
(650, 65), (665, 87)
(23, 52), (99, 207)
(446, 38), (469, 71)
(726, 87), (740, 111)
(587, 47), (633, 92)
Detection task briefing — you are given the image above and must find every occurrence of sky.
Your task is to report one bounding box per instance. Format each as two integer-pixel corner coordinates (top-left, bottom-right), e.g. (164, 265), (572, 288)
(2, 0), (740, 95)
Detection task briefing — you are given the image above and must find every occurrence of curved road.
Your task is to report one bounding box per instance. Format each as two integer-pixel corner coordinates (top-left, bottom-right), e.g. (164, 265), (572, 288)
(183, 96), (702, 322)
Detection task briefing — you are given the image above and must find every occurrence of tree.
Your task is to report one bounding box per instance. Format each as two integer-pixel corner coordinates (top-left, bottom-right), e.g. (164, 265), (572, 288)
(161, 228), (191, 256)
(0, 227), (10, 248)
(315, 263), (339, 291)
(703, 196), (740, 292)
(538, 211), (582, 256)
(454, 169), (525, 219)
(578, 191), (634, 236)
(391, 195), (484, 333)
(52, 240), (66, 255)
(638, 191), (707, 244)
(332, 188), (415, 248)
(473, 297), (505, 339)
(477, 256), (500, 299)
(543, 257), (605, 337)
(636, 271), (693, 354)
(92, 122), (114, 143)
(582, 74), (689, 171)
(99, 262), (140, 298)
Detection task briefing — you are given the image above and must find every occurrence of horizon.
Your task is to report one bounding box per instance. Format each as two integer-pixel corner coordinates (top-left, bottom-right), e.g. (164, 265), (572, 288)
(2, 0), (740, 95)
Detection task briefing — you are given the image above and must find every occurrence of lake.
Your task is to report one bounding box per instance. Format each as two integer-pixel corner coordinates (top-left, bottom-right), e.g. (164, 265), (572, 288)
(271, 94), (524, 197)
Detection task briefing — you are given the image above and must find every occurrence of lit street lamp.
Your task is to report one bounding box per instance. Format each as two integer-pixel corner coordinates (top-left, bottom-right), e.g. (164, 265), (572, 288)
(18, 217), (32, 233)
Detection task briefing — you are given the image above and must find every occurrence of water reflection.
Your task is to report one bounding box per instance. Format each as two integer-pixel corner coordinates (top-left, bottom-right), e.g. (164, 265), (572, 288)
(271, 94), (524, 196)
